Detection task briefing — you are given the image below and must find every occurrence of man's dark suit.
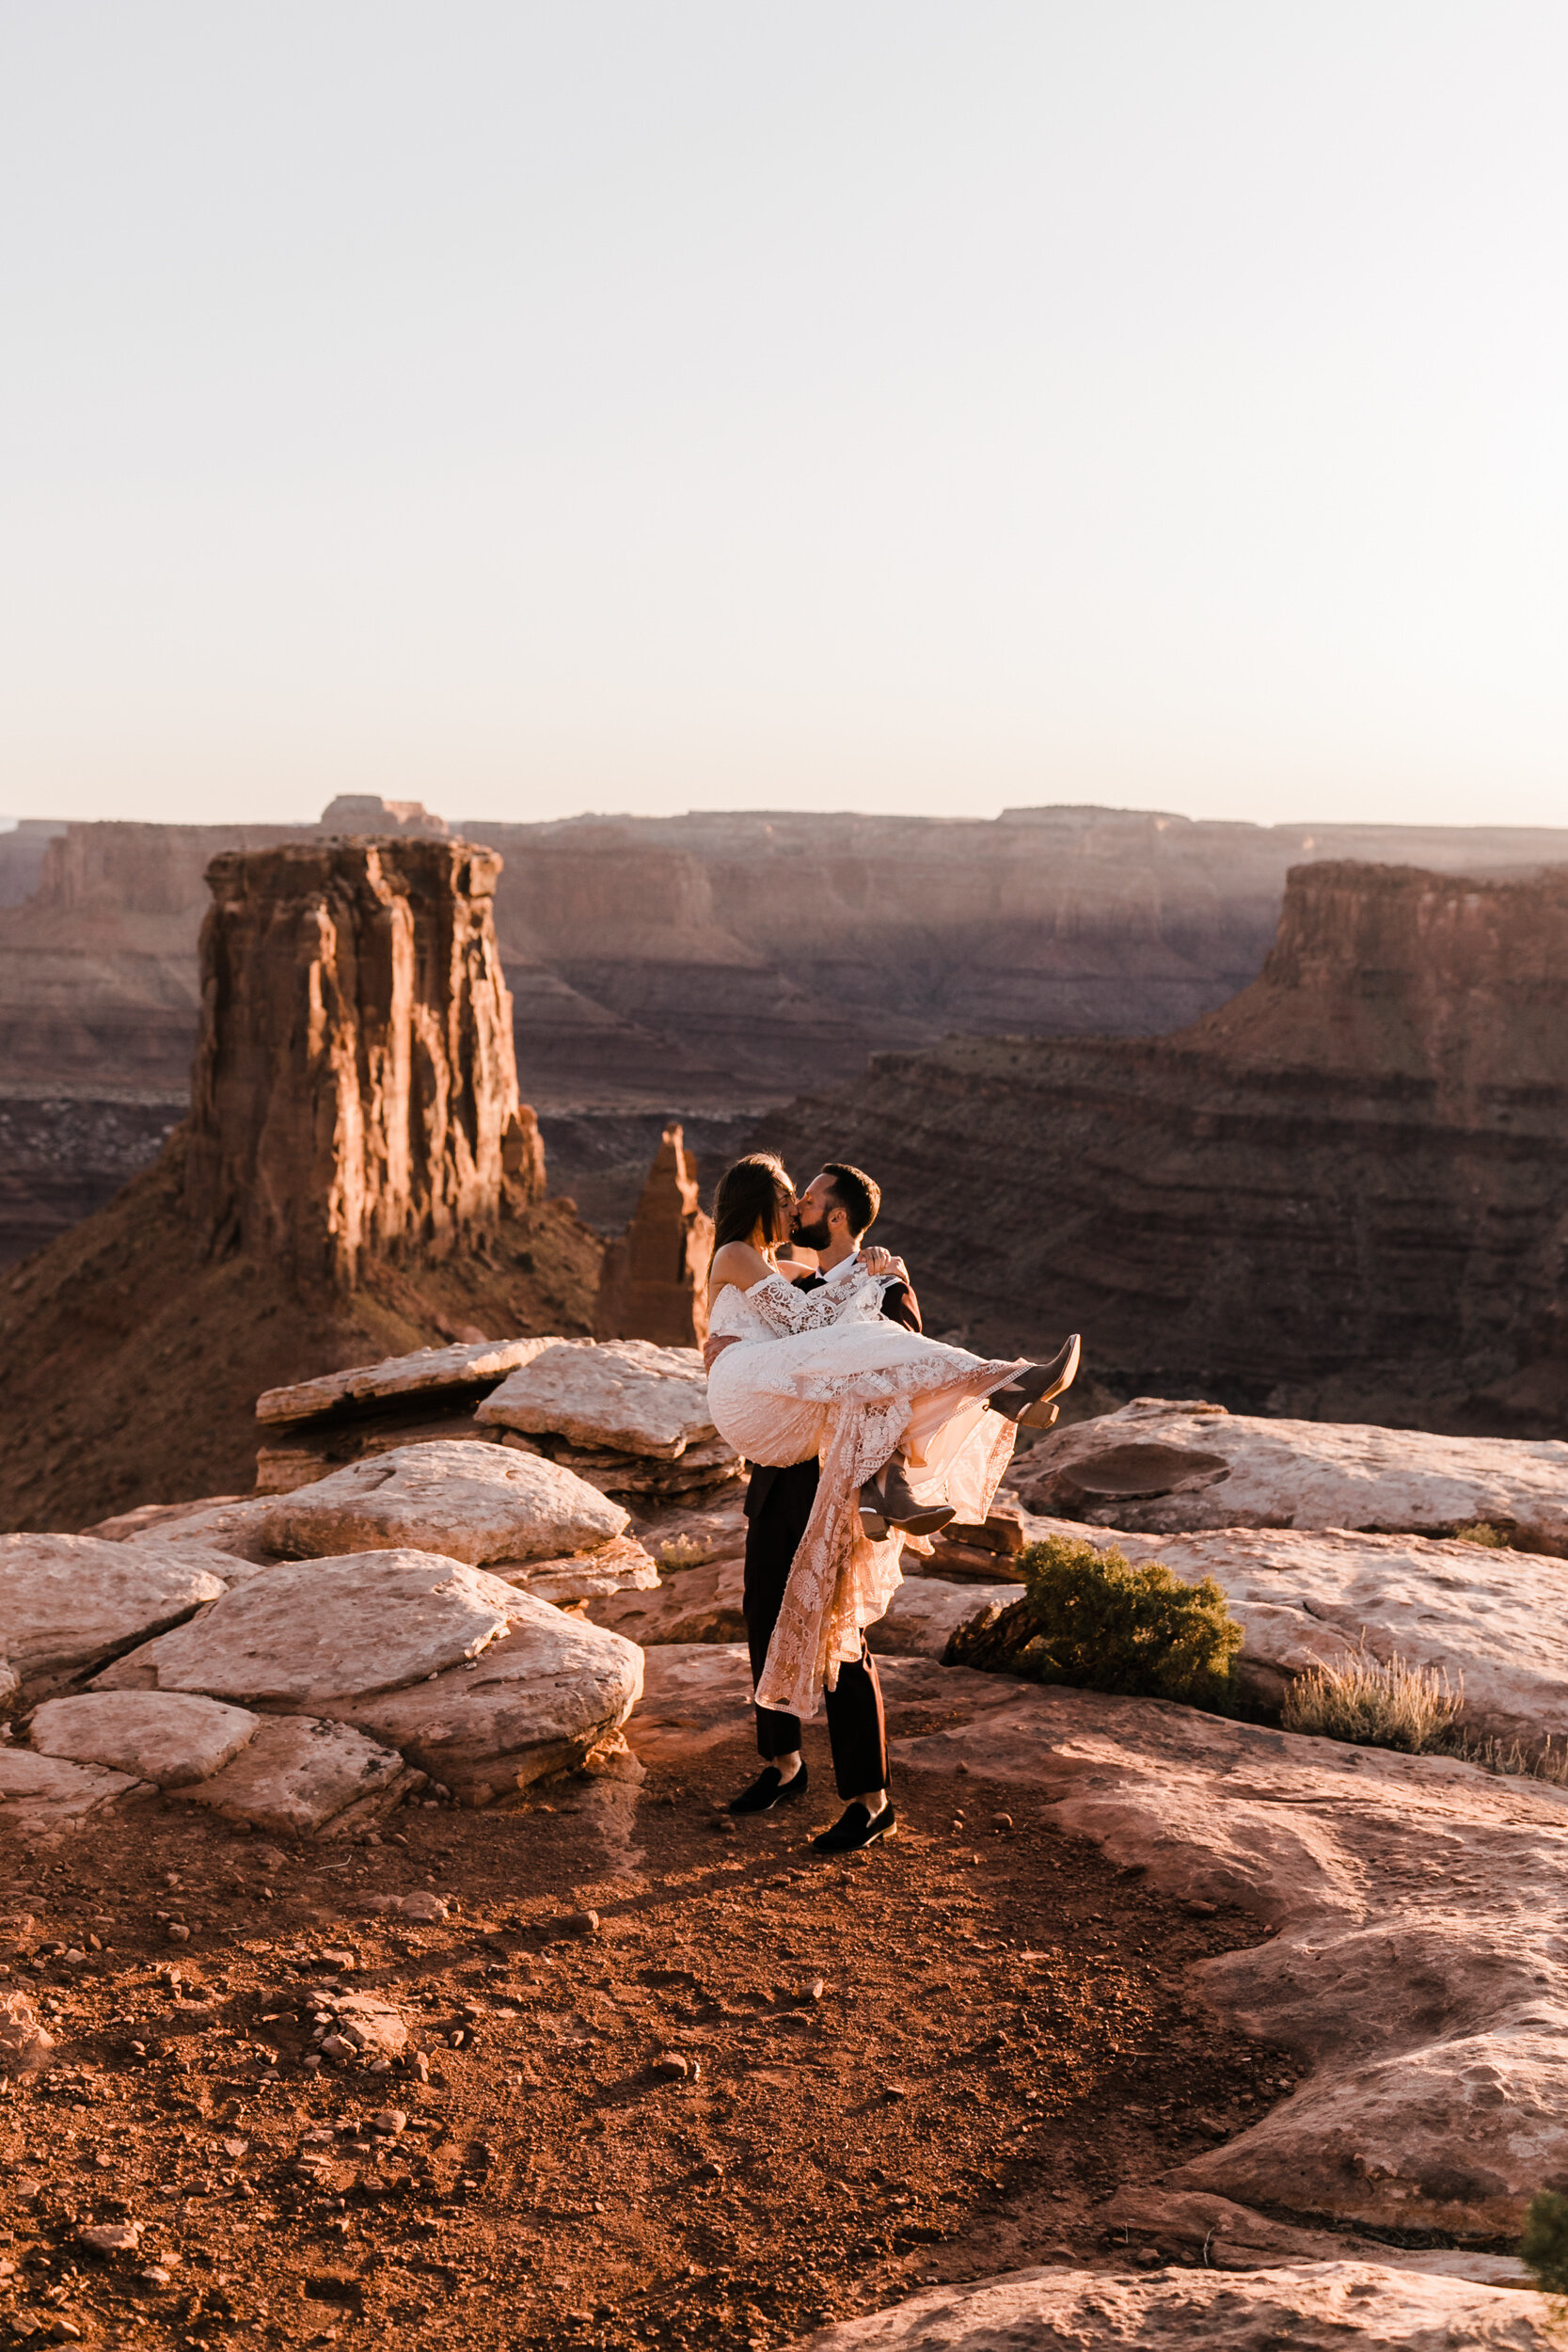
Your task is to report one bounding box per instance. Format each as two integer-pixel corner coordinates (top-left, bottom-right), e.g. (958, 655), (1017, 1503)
(742, 1267), (923, 1799)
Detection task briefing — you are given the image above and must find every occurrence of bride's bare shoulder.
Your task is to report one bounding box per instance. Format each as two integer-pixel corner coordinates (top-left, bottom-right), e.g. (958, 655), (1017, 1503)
(708, 1240), (774, 1295)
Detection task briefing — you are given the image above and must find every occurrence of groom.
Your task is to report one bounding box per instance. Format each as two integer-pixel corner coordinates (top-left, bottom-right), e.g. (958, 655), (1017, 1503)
(702, 1161), (918, 1856)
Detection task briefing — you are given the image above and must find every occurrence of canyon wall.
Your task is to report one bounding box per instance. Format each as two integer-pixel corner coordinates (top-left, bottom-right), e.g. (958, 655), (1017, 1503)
(185, 836), (542, 1286)
(2, 799), (1567, 1259)
(753, 861), (1568, 1435)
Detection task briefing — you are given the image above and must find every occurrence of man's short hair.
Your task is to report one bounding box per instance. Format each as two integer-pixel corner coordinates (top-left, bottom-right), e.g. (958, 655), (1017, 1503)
(823, 1162), (879, 1239)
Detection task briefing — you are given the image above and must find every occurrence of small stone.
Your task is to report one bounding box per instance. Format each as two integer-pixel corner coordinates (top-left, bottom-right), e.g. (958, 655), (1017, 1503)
(991, 1812), (1014, 1830)
(398, 1892), (448, 1926)
(166, 1922), (190, 1944)
(1184, 1899), (1218, 1918)
(138, 2265), (171, 2285)
(320, 2033), (355, 2059)
(414, 2052), (430, 2084)
(562, 1909), (599, 1936)
(654, 2052), (689, 2078)
(79, 2222), (139, 2254)
(805, 1978), (826, 2002)
(370, 2108), (407, 2136)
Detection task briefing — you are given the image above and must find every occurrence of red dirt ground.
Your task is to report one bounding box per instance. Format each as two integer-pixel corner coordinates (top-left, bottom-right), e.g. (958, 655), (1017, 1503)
(0, 1713), (1309, 2352)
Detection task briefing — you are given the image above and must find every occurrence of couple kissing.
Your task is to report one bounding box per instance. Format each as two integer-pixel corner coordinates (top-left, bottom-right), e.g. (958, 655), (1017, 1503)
(700, 1154), (1080, 1855)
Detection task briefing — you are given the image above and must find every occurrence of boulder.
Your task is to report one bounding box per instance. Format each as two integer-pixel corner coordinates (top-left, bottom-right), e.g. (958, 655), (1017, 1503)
(316, 1596), (643, 1804)
(0, 1535), (227, 1697)
(785, 2264), (1559, 2352)
(27, 1692), (258, 1788)
(1013, 1399), (1568, 1554)
(95, 1549), (516, 1706)
(174, 1716), (420, 1836)
(1010, 1516), (1568, 1747)
(893, 1668), (1568, 2235)
(256, 1336), (560, 1428)
(260, 1440), (627, 1565)
(109, 1495), (282, 1573)
(0, 1748), (143, 1822)
(477, 1338), (715, 1460)
(494, 1533), (660, 1607)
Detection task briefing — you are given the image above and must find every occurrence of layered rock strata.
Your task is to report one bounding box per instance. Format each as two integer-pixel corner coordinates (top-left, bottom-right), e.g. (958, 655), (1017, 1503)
(184, 836), (544, 1286)
(756, 861), (1568, 1432)
(594, 1124), (712, 1346)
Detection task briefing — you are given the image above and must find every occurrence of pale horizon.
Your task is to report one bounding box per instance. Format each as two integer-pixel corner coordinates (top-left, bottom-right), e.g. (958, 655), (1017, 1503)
(5, 2), (1567, 834)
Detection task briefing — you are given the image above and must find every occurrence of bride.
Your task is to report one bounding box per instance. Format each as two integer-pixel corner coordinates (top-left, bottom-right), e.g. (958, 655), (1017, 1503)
(705, 1153), (1079, 1723)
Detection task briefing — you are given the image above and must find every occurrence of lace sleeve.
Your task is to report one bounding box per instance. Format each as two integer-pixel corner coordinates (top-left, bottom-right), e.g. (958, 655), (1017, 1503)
(746, 1272), (874, 1337)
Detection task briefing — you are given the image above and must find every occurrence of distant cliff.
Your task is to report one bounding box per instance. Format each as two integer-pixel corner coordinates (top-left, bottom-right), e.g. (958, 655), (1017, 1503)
(5, 802), (1568, 1108)
(753, 861), (1568, 1436)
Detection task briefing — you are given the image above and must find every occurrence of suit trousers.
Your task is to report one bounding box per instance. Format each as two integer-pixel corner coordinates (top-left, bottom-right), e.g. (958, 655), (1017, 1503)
(742, 1456), (889, 1798)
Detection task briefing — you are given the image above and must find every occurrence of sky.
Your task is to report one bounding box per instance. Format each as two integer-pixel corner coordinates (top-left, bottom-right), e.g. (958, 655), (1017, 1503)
(3, 2), (1567, 834)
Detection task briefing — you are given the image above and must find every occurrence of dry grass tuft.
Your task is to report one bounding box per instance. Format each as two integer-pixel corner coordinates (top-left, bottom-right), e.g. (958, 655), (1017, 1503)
(1281, 1647), (1463, 1754)
(1451, 1519), (1511, 1549)
(1445, 1731), (1568, 1788)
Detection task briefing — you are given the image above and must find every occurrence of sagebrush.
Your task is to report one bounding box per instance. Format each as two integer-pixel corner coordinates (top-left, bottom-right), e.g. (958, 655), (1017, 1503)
(1280, 1648), (1463, 1755)
(944, 1534), (1243, 1711)
(1521, 2187), (1568, 2296)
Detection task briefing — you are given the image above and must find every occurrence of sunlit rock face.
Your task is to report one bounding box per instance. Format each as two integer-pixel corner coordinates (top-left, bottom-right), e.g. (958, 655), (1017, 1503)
(183, 836), (543, 1288)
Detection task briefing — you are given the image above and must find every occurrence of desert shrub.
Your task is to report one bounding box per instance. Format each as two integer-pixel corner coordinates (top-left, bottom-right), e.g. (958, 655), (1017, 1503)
(1521, 2187), (1568, 2295)
(1451, 1520), (1511, 1549)
(943, 1534), (1243, 1712)
(1440, 1730), (1568, 1788)
(657, 1534), (713, 1569)
(1280, 1649), (1463, 1754)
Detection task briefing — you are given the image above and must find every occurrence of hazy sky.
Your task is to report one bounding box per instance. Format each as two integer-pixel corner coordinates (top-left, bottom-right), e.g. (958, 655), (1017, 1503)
(4, 2), (1567, 832)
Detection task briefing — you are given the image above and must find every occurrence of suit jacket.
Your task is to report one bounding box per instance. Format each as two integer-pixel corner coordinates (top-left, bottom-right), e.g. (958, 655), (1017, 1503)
(743, 1266), (924, 1525)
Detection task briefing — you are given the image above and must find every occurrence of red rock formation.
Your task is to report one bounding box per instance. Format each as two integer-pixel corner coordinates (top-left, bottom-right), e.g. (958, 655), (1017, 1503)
(184, 836), (544, 1288)
(753, 861), (1568, 1435)
(594, 1125), (713, 1347)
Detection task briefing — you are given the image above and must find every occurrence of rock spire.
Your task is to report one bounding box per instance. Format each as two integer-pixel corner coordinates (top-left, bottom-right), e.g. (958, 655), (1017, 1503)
(594, 1125), (713, 1347)
(183, 835), (544, 1287)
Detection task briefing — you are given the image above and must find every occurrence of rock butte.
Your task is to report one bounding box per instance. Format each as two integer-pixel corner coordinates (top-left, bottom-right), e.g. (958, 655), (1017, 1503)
(594, 1123), (713, 1347)
(758, 861), (1568, 1433)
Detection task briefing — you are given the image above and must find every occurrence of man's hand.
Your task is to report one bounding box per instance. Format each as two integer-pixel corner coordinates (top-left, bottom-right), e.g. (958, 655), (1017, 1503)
(861, 1246), (910, 1283)
(702, 1333), (743, 1374)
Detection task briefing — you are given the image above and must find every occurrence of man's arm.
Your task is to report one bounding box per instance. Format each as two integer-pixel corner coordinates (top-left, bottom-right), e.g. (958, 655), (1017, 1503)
(879, 1277), (922, 1334)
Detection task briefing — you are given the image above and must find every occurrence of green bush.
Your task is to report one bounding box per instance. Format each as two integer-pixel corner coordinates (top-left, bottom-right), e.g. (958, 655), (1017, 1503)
(943, 1534), (1243, 1712)
(1521, 2187), (1568, 2295)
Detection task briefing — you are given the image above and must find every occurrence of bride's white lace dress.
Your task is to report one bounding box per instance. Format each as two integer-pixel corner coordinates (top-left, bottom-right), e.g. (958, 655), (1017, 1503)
(706, 1268), (1027, 1720)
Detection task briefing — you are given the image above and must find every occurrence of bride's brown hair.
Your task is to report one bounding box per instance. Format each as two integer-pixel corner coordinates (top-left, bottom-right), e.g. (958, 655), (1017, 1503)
(711, 1153), (794, 1258)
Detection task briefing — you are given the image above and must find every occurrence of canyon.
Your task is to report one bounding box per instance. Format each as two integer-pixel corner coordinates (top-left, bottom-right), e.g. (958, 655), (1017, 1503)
(757, 860), (1568, 1435)
(3, 800), (1567, 1257)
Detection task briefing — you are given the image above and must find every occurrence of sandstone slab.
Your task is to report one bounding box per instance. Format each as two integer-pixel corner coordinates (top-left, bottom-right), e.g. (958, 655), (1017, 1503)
(175, 1716), (420, 1837)
(256, 1337), (559, 1428)
(115, 1495), (282, 1571)
(0, 1748), (142, 1822)
(0, 1535), (228, 1696)
(868, 1577), (1022, 1659)
(319, 1595), (643, 1804)
(477, 1338), (715, 1459)
(96, 1549), (516, 1706)
(494, 1533), (660, 1606)
(787, 2263), (1558, 2352)
(1015, 1399), (1568, 1553)
(28, 1692), (258, 1788)
(260, 1440), (627, 1566)
(1011, 1515), (1568, 1746)
(891, 1670), (1568, 2235)
(588, 1549), (746, 1646)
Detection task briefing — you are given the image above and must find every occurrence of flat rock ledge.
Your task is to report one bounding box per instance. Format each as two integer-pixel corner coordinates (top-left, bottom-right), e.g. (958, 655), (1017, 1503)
(1014, 1398), (1568, 1554)
(477, 1338), (718, 1460)
(28, 1692), (258, 1788)
(256, 1337), (559, 1427)
(786, 2262), (1559, 2352)
(0, 1536), (229, 1698)
(1008, 1516), (1568, 1746)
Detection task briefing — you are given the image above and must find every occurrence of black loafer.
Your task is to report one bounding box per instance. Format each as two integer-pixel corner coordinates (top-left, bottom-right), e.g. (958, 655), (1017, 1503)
(727, 1762), (810, 1816)
(811, 1801), (896, 1853)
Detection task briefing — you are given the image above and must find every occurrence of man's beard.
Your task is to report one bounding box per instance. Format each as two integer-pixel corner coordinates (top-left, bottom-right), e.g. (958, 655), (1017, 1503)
(792, 1213), (832, 1250)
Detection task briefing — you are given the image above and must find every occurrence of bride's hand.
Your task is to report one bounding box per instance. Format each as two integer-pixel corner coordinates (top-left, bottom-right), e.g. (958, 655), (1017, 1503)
(860, 1247), (908, 1282)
